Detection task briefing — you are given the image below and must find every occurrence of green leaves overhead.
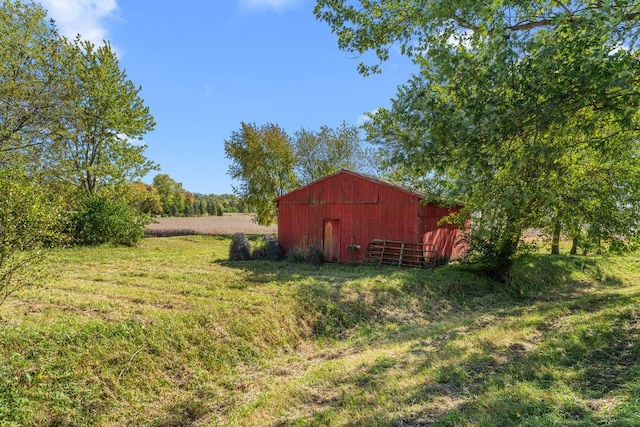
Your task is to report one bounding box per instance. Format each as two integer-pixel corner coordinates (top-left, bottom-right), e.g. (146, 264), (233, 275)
(317, 0), (640, 278)
(315, 1), (640, 74)
(0, 1), (68, 161)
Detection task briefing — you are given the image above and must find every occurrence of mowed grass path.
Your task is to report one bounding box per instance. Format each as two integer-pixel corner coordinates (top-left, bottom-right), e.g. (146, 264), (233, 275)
(0, 236), (639, 426)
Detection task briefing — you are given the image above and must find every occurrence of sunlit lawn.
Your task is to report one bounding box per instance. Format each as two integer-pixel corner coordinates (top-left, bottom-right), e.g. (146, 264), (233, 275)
(0, 235), (638, 425)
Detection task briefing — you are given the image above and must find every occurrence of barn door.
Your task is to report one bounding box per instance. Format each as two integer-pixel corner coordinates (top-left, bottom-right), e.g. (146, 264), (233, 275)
(323, 219), (340, 262)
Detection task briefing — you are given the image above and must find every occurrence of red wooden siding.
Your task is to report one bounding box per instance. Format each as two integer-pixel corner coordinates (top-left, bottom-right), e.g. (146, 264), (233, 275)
(418, 204), (467, 260)
(276, 170), (467, 264)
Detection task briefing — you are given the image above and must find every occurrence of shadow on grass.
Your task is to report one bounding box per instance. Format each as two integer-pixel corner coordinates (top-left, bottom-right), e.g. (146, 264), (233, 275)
(391, 290), (640, 426)
(220, 253), (639, 425)
(219, 253), (630, 338)
(144, 228), (199, 237)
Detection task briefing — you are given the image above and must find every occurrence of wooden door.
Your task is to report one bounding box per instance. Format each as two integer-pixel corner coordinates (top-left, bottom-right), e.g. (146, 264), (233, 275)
(323, 219), (340, 262)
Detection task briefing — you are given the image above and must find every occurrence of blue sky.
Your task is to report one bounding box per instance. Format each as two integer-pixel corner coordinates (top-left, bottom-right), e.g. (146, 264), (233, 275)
(38, 0), (416, 194)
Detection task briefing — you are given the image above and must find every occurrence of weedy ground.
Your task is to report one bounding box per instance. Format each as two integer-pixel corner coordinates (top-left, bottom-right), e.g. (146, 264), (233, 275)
(0, 235), (638, 426)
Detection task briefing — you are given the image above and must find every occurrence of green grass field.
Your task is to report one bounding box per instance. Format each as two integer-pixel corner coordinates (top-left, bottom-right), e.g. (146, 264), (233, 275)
(1, 235), (639, 426)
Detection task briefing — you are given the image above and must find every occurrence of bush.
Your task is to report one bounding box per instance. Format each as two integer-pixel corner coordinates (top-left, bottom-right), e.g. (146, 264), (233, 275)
(251, 235), (282, 260)
(72, 196), (150, 246)
(229, 233), (251, 261)
(0, 168), (63, 305)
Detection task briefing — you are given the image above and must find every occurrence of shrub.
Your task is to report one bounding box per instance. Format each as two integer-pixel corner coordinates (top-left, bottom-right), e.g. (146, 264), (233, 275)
(304, 246), (325, 266)
(72, 196), (150, 246)
(0, 168), (63, 305)
(229, 233), (251, 261)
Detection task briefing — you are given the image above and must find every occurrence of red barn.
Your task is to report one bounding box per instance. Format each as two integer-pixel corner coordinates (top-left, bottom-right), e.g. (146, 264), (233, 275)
(275, 170), (467, 265)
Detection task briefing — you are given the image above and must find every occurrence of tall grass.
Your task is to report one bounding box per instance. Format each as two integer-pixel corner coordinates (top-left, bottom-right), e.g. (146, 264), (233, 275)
(0, 236), (638, 425)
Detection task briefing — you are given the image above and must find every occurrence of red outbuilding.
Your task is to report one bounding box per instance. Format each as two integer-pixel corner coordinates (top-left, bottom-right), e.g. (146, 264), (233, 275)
(275, 170), (468, 265)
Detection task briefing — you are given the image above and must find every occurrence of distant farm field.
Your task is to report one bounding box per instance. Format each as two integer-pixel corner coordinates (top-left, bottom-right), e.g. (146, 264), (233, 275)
(145, 213), (277, 236)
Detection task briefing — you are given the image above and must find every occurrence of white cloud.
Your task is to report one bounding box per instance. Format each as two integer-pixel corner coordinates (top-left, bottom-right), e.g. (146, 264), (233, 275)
(609, 43), (629, 55)
(357, 108), (379, 126)
(39, 0), (118, 45)
(239, 0), (302, 11)
(446, 28), (474, 50)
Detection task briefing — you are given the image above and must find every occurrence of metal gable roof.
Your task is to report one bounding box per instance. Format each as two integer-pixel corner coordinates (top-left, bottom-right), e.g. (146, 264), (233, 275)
(274, 169), (425, 203)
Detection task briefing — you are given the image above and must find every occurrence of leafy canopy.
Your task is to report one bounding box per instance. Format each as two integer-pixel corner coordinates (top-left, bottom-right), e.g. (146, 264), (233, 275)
(224, 122), (299, 226)
(48, 38), (157, 197)
(294, 121), (374, 185)
(316, 0), (640, 278)
(0, 0), (68, 164)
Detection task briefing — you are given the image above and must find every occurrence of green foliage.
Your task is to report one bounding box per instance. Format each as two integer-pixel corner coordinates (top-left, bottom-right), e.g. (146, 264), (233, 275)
(0, 1), (68, 165)
(48, 38), (157, 198)
(152, 173), (186, 216)
(71, 196), (150, 246)
(190, 193), (244, 216)
(317, 0), (640, 279)
(129, 182), (163, 215)
(1, 0), (157, 237)
(0, 167), (62, 305)
(224, 122), (299, 225)
(294, 121), (376, 185)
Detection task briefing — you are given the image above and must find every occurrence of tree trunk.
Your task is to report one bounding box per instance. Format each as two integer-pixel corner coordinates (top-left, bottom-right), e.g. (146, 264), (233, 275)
(551, 220), (561, 255)
(570, 237), (578, 255)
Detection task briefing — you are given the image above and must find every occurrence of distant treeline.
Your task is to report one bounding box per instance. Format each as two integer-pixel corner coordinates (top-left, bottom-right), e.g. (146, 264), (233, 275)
(133, 175), (247, 217)
(190, 193), (248, 217)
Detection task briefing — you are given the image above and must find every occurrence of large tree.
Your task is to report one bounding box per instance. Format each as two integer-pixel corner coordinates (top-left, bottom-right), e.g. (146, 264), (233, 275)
(316, 0), (640, 279)
(0, 1), (69, 304)
(294, 121), (375, 185)
(130, 181), (163, 215)
(152, 173), (186, 216)
(48, 38), (156, 198)
(0, 0), (68, 168)
(224, 122), (298, 225)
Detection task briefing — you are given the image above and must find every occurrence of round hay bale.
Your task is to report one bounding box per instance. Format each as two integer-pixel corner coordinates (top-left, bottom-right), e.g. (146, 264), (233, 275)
(229, 232), (251, 261)
(265, 236), (283, 261)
